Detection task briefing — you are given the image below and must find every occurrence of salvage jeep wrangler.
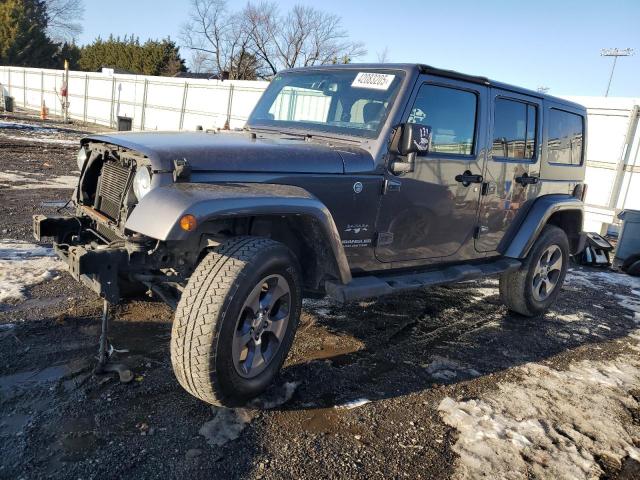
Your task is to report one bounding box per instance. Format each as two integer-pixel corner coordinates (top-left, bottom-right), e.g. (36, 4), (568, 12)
(34, 64), (587, 406)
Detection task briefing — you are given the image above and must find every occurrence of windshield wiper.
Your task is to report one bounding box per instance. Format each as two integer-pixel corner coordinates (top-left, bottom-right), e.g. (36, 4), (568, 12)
(246, 126), (362, 145)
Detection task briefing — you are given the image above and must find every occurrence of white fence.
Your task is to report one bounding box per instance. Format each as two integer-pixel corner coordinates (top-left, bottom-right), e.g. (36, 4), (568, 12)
(0, 66), (269, 131)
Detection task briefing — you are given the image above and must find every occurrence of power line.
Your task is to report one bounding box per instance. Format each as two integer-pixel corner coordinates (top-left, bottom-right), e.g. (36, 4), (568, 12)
(600, 48), (634, 97)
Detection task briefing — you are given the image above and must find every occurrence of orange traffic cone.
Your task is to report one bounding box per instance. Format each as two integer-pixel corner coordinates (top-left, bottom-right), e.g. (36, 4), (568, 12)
(40, 100), (48, 120)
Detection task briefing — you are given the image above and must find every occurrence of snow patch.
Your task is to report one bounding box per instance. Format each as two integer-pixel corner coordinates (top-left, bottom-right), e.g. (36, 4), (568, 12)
(554, 312), (585, 323)
(0, 134), (77, 146)
(199, 407), (256, 447)
(567, 269), (640, 290)
(616, 294), (640, 323)
(335, 398), (371, 410)
(0, 120), (59, 132)
(439, 337), (640, 479)
(470, 287), (498, 300)
(0, 120), (80, 146)
(0, 170), (77, 189)
(249, 381), (299, 409)
(199, 382), (299, 447)
(0, 240), (63, 303)
(423, 356), (480, 380)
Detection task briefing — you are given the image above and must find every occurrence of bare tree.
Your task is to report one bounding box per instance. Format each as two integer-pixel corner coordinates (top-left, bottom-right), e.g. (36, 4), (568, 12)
(182, 0), (366, 79)
(376, 46), (390, 63)
(181, 0), (256, 80)
(245, 2), (366, 75)
(44, 0), (84, 42)
(189, 51), (213, 74)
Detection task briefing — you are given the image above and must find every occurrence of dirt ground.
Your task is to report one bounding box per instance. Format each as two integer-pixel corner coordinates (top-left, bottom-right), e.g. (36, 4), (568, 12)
(1, 111), (640, 480)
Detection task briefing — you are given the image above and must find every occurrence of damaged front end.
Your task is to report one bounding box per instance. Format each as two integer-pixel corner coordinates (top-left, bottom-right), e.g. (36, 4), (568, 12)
(33, 141), (185, 306)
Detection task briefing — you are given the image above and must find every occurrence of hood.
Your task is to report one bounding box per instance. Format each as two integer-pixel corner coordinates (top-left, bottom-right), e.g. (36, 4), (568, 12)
(82, 131), (374, 174)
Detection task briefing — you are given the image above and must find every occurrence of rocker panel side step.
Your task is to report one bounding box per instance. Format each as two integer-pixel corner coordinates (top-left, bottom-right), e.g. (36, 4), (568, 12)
(325, 258), (521, 303)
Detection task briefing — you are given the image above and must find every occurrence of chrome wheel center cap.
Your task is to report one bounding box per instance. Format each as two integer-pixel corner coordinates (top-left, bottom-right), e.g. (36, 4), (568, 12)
(253, 312), (266, 337)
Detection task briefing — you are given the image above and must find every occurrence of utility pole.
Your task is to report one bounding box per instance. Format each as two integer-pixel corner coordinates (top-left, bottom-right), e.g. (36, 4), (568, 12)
(601, 48), (634, 97)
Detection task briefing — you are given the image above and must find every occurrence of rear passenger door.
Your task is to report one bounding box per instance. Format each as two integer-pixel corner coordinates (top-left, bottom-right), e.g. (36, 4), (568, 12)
(475, 89), (542, 252)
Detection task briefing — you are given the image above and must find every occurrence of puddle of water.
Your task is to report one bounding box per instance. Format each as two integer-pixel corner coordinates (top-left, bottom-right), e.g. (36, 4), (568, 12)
(54, 416), (101, 461)
(304, 341), (362, 363)
(0, 413), (30, 435)
(58, 432), (101, 461)
(300, 407), (342, 434)
(0, 358), (90, 396)
(296, 405), (365, 437)
(0, 365), (69, 393)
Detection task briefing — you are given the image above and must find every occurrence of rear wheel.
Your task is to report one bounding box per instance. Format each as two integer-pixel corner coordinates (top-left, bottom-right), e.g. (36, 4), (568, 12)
(626, 260), (640, 277)
(499, 225), (569, 316)
(170, 237), (301, 406)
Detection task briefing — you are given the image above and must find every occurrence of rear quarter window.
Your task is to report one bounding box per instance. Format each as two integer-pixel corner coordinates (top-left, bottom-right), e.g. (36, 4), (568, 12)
(548, 109), (584, 166)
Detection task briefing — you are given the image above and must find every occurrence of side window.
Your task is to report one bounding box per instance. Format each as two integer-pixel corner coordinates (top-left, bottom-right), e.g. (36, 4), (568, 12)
(407, 84), (477, 155)
(492, 98), (537, 160)
(548, 109), (584, 166)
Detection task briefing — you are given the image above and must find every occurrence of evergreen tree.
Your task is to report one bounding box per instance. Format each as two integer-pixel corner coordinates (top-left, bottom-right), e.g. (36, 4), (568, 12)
(78, 36), (187, 76)
(55, 41), (81, 69)
(0, 0), (59, 67)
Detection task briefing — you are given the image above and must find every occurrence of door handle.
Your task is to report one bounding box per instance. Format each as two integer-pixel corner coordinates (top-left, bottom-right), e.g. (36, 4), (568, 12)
(515, 173), (539, 186)
(455, 170), (484, 187)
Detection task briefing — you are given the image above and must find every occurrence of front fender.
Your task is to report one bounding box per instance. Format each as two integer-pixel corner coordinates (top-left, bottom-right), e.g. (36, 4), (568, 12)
(125, 182), (351, 284)
(500, 194), (584, 258)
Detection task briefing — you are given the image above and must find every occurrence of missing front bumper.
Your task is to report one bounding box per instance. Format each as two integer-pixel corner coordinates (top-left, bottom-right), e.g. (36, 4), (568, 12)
(33, 214), (128, 303)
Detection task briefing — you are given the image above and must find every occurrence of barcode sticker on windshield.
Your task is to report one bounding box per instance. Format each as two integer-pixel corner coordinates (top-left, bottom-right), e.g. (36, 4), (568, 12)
(351, 72), (395, 90)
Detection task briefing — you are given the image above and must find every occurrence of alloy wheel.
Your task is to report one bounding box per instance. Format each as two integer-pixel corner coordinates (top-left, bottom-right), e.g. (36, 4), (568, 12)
(232, 274), (291, 378)
(532, 245), (563, 302)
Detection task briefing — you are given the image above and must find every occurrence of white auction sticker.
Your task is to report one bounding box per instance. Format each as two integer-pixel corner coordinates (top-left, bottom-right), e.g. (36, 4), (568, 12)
(351, 72), (395, 90)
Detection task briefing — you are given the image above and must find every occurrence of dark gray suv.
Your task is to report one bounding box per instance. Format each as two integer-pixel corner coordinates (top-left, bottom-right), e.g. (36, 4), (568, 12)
(34, 64), (587, 405)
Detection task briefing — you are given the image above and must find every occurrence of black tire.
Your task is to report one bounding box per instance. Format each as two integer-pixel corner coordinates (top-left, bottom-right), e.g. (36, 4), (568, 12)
(499, 225), (569, 317)
(627, 260), (640, 277)
(623, 255), (640, 273)
(170, 237), (302, 406)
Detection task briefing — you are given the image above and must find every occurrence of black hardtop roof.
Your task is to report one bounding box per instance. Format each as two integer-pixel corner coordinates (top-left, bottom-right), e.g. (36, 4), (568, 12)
(281, 63), (586, 112)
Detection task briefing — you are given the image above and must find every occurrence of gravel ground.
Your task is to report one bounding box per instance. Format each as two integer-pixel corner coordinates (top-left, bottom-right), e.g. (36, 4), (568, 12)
(1, 111), (639, 480)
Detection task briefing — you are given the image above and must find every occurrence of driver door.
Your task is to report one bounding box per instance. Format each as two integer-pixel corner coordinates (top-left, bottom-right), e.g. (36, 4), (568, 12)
(375, 76), (488, 264)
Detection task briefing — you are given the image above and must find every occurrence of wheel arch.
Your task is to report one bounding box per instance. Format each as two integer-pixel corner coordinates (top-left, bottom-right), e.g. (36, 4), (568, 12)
(500, 194), (585, 259)
(125, 182), (352, 289)
(197, 214), (350, 291)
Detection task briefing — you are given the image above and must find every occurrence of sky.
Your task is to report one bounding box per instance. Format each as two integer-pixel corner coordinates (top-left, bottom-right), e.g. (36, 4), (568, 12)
(78, 0), (640, 97)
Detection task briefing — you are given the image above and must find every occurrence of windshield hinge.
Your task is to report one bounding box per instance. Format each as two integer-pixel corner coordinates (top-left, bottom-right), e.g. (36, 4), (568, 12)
(383, 179), (401, 194)
(173, 158), (192, 182)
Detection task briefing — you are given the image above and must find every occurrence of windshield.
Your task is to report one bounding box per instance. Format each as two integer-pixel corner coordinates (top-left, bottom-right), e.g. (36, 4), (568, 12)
(247, 69), (405, 139)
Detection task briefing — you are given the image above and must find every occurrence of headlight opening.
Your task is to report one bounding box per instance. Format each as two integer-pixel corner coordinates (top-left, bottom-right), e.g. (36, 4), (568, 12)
(76, 147), (88, 170)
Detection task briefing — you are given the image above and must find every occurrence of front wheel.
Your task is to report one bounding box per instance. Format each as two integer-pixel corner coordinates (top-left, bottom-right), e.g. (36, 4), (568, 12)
(499, 225), (569, 317)
(170, 237), (302, 406)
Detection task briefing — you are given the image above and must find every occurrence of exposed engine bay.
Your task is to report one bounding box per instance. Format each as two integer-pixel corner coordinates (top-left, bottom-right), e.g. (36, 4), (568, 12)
(77, 142), (154, 242)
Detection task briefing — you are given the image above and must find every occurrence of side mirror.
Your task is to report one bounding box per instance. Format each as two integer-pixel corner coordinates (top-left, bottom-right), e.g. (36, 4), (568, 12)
(389, 123), (432, 174)
(399, 123), (432, 156)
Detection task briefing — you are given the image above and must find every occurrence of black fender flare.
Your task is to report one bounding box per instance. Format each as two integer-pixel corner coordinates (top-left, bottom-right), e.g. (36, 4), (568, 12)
(499, 194), (584, 258)
(125, 182), (352, 284)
